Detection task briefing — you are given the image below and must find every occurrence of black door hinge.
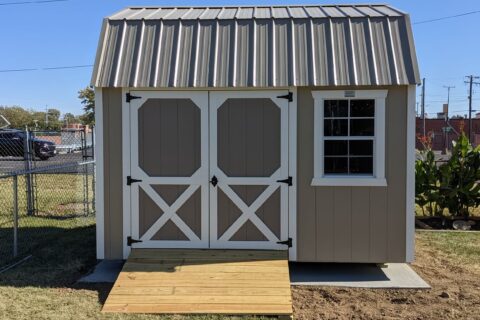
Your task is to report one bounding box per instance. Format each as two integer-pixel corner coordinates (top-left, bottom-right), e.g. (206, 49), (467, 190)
(127, 236), (143, 246)
(276, 176), (293, 186)
(126, 92), (141, 103)
(277, 238), (292, 247)
(127, 176), (142, 186)
(210, 175), (218, 187)
(277, 92), (293, 102)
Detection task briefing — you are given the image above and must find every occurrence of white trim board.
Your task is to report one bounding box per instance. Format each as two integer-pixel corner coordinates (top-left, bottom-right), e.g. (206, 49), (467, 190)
(288, 87), (297, 261)
(406, 85), (416, 262)
(121, 88), (131, 259)
(94, 87), (105, 259)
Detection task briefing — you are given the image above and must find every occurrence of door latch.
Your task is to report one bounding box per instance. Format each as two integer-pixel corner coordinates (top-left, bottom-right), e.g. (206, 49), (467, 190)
(277, 238), (292, 247)
(276, 176), (293, 186)
(127, 236), (143, 246)
(210, 175), (218, 187)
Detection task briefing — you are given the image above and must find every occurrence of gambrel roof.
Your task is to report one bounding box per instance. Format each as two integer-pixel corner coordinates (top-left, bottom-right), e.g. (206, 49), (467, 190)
(91, 5), (420, 88)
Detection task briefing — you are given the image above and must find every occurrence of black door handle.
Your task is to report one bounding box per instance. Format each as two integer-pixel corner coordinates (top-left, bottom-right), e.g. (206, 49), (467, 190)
(210, 175), (218, 187)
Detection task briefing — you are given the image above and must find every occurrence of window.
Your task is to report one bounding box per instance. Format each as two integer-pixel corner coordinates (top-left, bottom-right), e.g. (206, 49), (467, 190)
(312, 90), (387, 187)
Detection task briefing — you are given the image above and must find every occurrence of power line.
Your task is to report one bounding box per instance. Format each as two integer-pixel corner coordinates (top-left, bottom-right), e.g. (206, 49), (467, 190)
(414, 10), (480, 25)
(0, 0), (67, 6)
(0, 64), (93, 73)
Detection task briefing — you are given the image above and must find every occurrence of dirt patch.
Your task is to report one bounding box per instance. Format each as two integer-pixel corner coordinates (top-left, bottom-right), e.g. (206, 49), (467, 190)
(292, 234), (480, 320)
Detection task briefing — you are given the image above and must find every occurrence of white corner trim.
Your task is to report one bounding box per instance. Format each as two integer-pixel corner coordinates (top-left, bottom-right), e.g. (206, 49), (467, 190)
(312, 89), (388, 186)
(288, 87), (297, 261)
(311, 177), (387, 187)
(94, 87), (105, 259)
(406, 85), (416, 262)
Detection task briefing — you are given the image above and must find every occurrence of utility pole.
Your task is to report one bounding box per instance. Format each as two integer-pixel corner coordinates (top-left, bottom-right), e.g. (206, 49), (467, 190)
(45, 105), (49, 128)
(421, 78), (426, 136)
(465, 75), (480, 143)
(443, 85), (455, 153)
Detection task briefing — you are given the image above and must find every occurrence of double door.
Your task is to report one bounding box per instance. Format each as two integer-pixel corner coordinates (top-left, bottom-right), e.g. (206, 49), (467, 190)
(127, 91), (290, 250)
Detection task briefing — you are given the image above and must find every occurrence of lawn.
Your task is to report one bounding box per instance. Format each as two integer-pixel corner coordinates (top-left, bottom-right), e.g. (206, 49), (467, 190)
(0, 226), (479, 319)
(0, 173), (94, 266)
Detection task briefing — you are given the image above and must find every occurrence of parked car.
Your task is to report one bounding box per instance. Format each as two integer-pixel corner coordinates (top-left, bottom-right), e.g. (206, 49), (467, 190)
(0, 129), (56, 160)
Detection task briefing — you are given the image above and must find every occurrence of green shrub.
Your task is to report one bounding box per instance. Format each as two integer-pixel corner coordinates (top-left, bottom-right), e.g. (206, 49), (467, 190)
(438, 134), (480, 218)
(415, 146), (443, 216)
(415, 133), (480, 218)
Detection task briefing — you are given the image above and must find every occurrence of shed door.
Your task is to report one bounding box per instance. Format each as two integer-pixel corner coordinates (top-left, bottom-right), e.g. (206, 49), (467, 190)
(209, 91), (290, 250)
(129, 91), (209, 248)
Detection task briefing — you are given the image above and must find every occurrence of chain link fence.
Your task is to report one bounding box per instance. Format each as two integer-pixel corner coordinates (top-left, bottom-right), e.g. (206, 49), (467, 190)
(0, 128), (95, 269)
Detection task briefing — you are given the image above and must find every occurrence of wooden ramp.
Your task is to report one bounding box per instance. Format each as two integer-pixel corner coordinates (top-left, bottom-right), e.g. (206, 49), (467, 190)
(102, 249), (292, 316)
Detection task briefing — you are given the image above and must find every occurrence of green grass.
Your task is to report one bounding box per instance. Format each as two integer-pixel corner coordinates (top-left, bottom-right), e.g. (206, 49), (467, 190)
(416, 230), (480, 269)
(1, 228), (479, 319)
(0, 173), (94, 224)
(0, 222), (266, 319)
(0, 173), (94, 267)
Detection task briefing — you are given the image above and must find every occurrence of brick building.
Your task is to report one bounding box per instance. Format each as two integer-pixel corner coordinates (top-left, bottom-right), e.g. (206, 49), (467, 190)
(416, 117), (480, 150)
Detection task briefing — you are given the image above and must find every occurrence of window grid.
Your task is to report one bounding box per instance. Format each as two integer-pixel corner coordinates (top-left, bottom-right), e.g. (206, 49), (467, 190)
(323, 99), (375, 175)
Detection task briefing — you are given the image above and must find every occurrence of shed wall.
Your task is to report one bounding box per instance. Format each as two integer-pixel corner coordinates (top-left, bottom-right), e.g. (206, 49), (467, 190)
(296, 86), (407, 263)
(100, 86), (408, 262)
(102, 88), (124, 259)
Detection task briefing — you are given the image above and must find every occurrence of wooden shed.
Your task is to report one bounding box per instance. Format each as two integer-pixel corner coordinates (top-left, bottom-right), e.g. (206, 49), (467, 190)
(92, 4), (420, 264)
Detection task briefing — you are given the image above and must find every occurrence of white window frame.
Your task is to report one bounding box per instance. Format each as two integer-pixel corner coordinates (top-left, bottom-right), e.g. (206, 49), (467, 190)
(312, 90), (388, 187)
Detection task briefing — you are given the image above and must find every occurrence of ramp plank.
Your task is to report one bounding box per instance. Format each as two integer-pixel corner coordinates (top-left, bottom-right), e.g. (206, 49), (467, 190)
(103, 249), (292, 316)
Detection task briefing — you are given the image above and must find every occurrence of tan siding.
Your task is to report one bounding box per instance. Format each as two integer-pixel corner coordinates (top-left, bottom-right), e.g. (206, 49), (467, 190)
(333, 187), (352, 262)
(296, 86), (407, 263)
(102, 88), (124, 259)
(296, 88), (316, 260)
(351, 188), (370, 261)
(386, 87), (407, 261)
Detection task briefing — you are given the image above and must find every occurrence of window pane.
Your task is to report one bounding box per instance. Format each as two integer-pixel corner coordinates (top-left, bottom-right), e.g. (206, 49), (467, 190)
(350, 119), (374, 136)
(349, 157), (373, 174)
(350, 99), (375, 117)
(324, 119), (348, 136)
(324, 100), (348, 118)
(325, 157), (348, 174)
(349, 140), (373, 156)
(325, 140), (348, 156)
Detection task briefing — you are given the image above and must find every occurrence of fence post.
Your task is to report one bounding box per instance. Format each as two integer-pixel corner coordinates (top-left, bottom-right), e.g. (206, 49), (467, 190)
(23, 130), (35, 216)
(13, 175), (18, 258)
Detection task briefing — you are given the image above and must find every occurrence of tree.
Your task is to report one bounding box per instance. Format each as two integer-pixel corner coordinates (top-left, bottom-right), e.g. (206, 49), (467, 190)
(0, 106), (33, 129)
(63, 112), (79, 125)
(78, 86), (95, 126)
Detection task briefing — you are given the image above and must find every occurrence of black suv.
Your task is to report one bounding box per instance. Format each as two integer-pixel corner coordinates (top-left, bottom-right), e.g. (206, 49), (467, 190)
(0, 129), (56, 160)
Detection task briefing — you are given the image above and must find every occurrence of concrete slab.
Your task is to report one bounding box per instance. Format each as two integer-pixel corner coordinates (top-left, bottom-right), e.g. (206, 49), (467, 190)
(289, 263), (430, 289)
(78, 260), (124, 283)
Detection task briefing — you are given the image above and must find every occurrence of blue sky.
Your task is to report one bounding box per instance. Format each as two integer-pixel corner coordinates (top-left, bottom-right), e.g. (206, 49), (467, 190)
(0, 0), (479, 117)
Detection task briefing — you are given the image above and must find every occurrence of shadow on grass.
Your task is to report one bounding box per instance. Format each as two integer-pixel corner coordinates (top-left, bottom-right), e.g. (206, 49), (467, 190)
(0, 223), (110, 305)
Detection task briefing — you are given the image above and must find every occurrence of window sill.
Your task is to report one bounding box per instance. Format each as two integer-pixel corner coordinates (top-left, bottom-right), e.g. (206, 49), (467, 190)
(311, 177), (387, 187)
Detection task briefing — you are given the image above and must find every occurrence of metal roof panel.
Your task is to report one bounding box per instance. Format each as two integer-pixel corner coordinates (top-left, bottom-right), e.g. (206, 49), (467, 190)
(94, 5), (420, 87)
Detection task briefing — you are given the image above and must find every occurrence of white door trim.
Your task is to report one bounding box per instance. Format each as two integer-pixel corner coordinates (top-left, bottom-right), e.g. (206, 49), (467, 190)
(122, 88), (131, 259)
(209, 90), (290, 250)
(126, 90), (209, 251)
(288, 87), (297, 261)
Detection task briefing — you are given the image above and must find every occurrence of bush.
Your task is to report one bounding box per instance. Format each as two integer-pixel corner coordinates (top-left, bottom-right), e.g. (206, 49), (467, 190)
(415, 133), (480, 218)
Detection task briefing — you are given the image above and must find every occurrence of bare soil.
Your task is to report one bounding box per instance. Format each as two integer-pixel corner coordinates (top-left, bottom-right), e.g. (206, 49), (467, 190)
(292, 233), (480, 320)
